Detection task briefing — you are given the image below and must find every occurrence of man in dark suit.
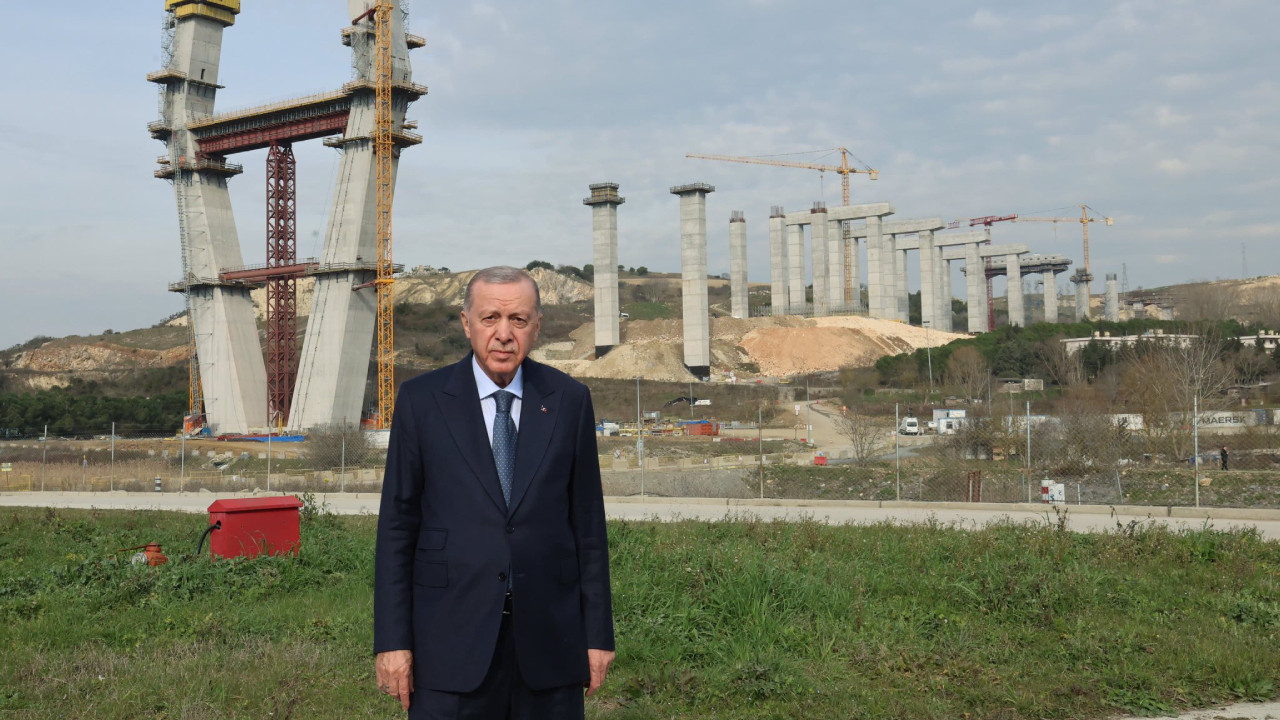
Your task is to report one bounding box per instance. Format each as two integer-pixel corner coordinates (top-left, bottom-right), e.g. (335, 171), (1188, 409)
(374, 266), (615, 718)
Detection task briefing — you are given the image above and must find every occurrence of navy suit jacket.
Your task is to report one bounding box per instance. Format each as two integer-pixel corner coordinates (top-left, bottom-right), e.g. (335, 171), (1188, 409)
(374, 355), (614, 693)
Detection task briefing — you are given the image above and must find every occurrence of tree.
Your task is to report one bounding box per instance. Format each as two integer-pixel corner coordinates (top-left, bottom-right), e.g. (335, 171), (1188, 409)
(1120, 332), (1233, 459)
(1038, 336), (1085, 388)
(525, 260), (554, 271)
(635, 266), (649, 276)
(946, 346), (989, 403)
(832, 410), (891, 462)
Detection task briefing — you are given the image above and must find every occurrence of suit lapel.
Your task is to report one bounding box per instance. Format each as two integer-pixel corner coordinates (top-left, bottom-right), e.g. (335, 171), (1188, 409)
(508, 360), (559, 516)
(435, 356), (506, 512)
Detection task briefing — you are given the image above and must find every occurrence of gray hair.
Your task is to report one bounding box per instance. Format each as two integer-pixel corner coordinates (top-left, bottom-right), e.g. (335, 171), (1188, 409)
(463, 266), (542, 313)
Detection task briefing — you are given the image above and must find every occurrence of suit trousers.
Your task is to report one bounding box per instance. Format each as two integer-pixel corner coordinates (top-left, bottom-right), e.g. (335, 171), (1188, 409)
(408, 597), (585, 720)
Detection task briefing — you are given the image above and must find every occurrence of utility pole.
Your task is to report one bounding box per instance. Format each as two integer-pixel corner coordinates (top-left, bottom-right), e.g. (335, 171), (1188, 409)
(41, 424), (47, 492)
(924, 320), (934, 401)
(805, 376), (812, 445)
(110, 421), (115, 492)
(757, 403), (764, 499)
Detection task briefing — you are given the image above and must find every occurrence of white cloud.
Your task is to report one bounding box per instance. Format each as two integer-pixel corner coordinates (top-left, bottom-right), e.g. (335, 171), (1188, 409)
(967, 9), (1006, 30)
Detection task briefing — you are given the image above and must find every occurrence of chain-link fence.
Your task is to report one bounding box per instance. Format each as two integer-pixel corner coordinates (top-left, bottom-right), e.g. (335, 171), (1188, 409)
(0, 423), (385, 494)
(3, 395), (1277, 511)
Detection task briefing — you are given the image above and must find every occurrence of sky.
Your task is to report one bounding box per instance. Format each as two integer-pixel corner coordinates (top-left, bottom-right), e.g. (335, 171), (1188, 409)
(1, 0), (1277, 349)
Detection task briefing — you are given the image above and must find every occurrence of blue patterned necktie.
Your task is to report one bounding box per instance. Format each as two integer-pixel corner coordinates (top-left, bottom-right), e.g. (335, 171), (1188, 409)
(492, 390), (517, 507)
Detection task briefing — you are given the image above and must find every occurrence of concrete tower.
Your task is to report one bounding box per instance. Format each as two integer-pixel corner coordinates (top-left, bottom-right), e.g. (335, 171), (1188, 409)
(1006, 252), (1024, 327)
(1043, 271), (1059, 323)
(151, 1), (267, 434)
(1105, 273), (1120, 322)
(810, 203), (830, 316)
(768, 206), (788, 316)
(289, 0), (418, 431)
(786, 223), (805, 312)
(671, 183), (714, 380)
(827, 218), (844, 313)
(1072, 270), (1092, 321)
(729, 211), (748, 319)
(966, 237), (990, 333)
(918, 230), (937, 330)
(584, 183), (624, 356)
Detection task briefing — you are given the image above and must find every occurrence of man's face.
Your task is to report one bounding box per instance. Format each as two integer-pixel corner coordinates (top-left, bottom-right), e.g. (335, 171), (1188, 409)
(461, 279), (541, 387)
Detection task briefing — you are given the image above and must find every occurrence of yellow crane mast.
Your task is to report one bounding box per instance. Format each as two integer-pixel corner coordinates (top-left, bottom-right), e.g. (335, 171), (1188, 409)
(373, 1), (395, 429)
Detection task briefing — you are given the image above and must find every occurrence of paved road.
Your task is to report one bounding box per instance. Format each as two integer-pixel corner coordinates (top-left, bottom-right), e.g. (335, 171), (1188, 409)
(4, 491), (1280, 539)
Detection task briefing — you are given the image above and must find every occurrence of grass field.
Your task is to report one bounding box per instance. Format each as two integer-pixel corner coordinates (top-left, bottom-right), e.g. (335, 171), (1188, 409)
(1, 506), (1278, 719)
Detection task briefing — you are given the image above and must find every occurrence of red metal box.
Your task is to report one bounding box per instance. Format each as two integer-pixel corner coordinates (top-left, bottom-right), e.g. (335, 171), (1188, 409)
(207, 496), (304, 559)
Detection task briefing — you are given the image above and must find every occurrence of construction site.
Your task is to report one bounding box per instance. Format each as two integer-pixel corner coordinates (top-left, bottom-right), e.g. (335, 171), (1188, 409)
(133, 1), (1153, 440)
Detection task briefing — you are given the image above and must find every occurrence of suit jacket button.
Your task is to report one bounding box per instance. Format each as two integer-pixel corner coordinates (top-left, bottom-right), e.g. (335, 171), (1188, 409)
(506, 526), (515, 534)
(498, 572), (508, 582)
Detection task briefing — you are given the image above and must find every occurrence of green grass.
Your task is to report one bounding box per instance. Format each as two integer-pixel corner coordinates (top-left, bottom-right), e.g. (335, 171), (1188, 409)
(621, 302), (673, 320)
(1, 508), (1278, 718)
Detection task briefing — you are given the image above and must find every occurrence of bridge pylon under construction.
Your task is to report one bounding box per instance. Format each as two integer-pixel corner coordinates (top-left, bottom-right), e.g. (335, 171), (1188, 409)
(149, 0), (424, 434)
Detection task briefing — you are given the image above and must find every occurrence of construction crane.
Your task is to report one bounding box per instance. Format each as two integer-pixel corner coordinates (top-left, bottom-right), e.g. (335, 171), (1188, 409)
(687, 147), (878, 308)
(1013, 204), (1114, 282)
(373, 1), (395, 429)
(686, 147), (877, 206)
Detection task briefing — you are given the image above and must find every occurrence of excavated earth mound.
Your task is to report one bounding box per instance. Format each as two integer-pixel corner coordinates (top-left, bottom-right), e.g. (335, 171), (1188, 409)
(536, 314), (967, 380)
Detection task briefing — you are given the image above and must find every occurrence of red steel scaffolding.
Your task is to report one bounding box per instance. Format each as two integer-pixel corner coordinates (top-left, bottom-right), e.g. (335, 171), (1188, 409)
(265, 143), (298, 426)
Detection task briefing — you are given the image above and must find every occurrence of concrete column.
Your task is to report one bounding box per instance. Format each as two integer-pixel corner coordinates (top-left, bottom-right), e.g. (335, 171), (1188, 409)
(919, 231), (936, 330)
(846, 237), (862, 312)
(966, 242), (989, 333)
(290, 2), (416, 431)
(787, 224), (805, 312)
(810, 204), (829, 317)
(1043, 271), (1059, 323)
(671, 183), (714, 379)
(895, 243), (910, 322)
(866, 217), (887, 319)
(768, 206), (788, 316)
(938, 258), (953, 332)
(584, 183), (623, 356)
(1075, 280), (1091, 321)
(1006, 253), (1024, 327)
(729, 211), (748, 319)
(827, 219), (844, 313)
(1105, 273), (1119, 322)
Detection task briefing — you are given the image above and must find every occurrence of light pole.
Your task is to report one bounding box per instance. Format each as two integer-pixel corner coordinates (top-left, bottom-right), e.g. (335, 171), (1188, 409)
(635, 376), (645, 494)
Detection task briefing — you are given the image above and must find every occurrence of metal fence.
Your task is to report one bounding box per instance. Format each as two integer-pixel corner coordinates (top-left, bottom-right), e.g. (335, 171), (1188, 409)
(2, 404), (1277, 511)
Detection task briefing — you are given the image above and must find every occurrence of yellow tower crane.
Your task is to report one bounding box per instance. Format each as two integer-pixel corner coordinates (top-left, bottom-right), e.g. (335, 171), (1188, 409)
(373, 1), (396, 429)
(1014, 204), (1114, 287)
(686, 147), (877, 206)
(686, 147), (879, 310)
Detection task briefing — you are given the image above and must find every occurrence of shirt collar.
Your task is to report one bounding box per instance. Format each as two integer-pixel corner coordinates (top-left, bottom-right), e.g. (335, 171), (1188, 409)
(471, 354), (523, 401)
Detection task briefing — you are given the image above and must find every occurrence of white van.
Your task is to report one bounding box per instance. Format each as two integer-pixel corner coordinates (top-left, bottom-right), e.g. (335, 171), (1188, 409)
(898, 416), (920, 435)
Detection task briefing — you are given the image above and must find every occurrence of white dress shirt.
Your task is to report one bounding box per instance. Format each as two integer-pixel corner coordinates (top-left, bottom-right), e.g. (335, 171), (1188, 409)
(472, 356), (523, 445)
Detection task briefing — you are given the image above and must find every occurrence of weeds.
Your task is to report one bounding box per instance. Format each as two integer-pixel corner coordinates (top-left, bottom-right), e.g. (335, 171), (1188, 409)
(0, 509), (1277, 718)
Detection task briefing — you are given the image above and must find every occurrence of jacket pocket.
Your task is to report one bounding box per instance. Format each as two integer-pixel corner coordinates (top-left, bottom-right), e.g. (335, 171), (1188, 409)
(418, 528), (447, 551)
(415, 560), (448, 588)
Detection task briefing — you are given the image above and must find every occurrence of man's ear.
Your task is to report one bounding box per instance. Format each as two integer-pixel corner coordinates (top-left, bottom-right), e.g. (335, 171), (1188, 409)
(460, 311), (472, 340)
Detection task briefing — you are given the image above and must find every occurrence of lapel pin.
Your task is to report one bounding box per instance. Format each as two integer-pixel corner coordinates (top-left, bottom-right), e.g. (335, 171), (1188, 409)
(541, 405), (548, 414)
